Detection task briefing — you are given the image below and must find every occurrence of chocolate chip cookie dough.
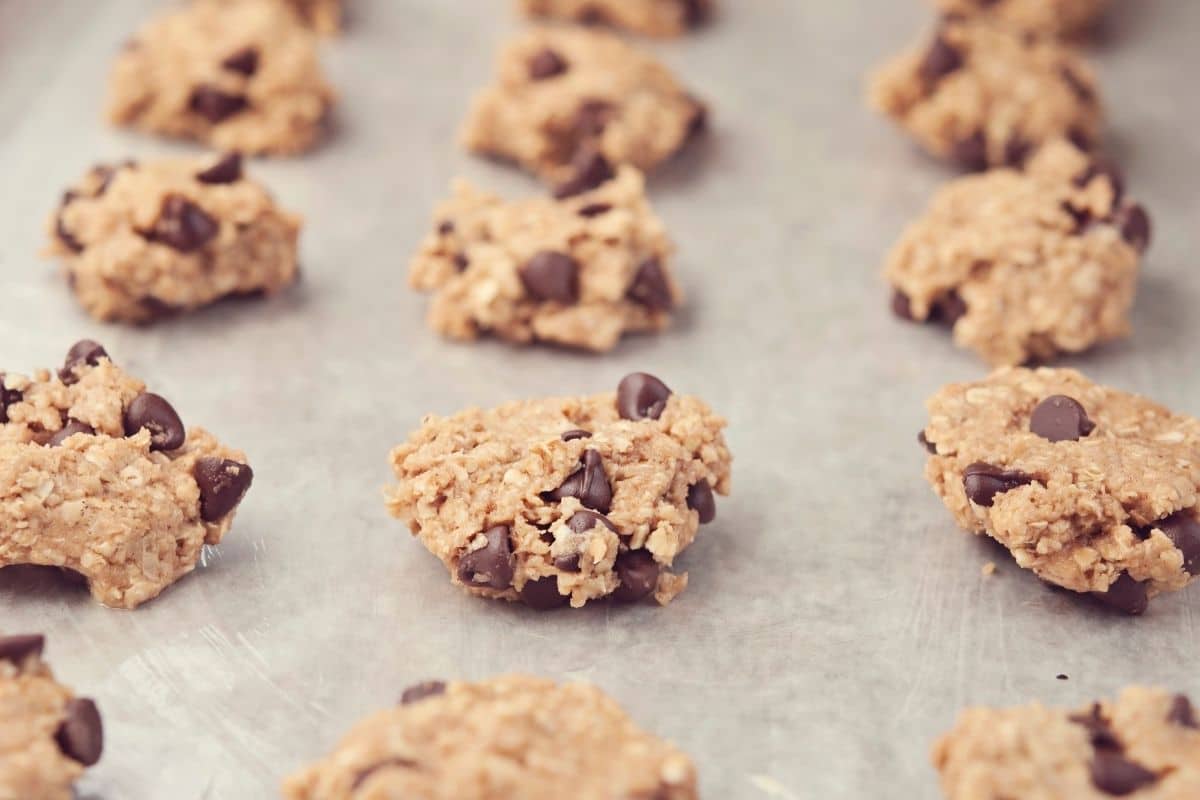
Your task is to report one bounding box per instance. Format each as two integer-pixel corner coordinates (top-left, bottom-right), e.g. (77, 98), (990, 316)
(106, 0), (335, 155)
(921, 367), (1200, 614)
(410, 166), (680, 351)
(461, 27), (706, 191)
(0, 634), (103, 800)
(46, 154), (301, 323)
(283, 675), (698, 800)
(518, 0), (711, 37)
(386, 373), (731, 609)
(869, 16), (1102, 169)
(933, 0), (1110, 38)
(209, 0), (344, 34)
(0, 341), (254, 608)
(887, 139), (1148, 366)
(933, 687), (1200, 798)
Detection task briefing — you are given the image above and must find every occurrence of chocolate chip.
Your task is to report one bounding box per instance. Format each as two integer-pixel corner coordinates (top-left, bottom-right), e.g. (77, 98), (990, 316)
(520, 576), (569, 609)
(566, 509), (619, 535)
(1062, 201), (1092, 232)
(59, 340), (108, 385)
(1060, 65), (1095, 104)
(1071, 704), (1122, 750)
(194, 458), (254, 522)
(54, 698), (103, 767)
(123, 393), (186, 452)
(1090, 751), (1157, 796)
(918, 431), (937, 454)
(929, 291), (967, 326)
(951, 130), (988, 171)
(0, 634), (44, 664)
(1030, 395), (1095, 442)
(548, 449), (612, 513)
(457, 525), (514, 589)
(617, 373), (672, 421)
(919, 35), (963, 86)
(560, 429), (592, 441)
(680, 0), (707, 25)
(1094, 573), (1148, 616)
(626, 257), (673, 311)
(221, 46), (259, 76)
(891, 289), (914, 321)
(55, 212), (83, 253)
(47, 420), (95, 447)
(554, 149), (615, 199)
(687, 479), (716, 524)
(1168, 694), (1198, 729)
(437, 220), (455, 235)
(612, 550), (660, 603)
(529, 48), (568, 80)
(142, 195), (219, 253)
(399, 680), (446, 705)
(521, 251), (579, 303)
(352, 758), (417, 789)
(573, 100), (613, 138)
(1068, 126), (1095, 152)
(189, 86), (249, 123)
(684, 98), (708, 139)
(962, 462), (1034, 506)
(1114, 204), (1151, 253)
(196, 152), (243, 184)
(1074, 158), (1125, 204)
(554, 553), (581, 572)
(1004, 135), (1032, 167)
(0, 377), (22, 424)
(1057, 674), (1069, 680)
(453, 253), (470, 272)
(1156, 512), (1200, 574)
(578, 202), (612, 218)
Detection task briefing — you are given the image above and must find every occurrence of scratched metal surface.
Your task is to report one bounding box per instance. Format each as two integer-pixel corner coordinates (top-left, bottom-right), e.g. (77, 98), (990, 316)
(1, 0), (1199, 797)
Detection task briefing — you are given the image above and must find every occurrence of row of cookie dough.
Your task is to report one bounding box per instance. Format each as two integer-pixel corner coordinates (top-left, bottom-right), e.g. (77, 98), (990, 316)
(2, 342), (731, 611)
(0, 637), (698, 799)
(16, 632), (1198, 799)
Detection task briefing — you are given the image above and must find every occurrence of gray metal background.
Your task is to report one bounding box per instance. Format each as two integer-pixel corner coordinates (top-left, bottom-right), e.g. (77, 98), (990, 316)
(1, 1), (1198, 797)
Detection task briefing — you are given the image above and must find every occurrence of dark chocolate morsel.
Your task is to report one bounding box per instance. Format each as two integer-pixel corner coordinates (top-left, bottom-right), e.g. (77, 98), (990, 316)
(399, 681), (446, 705)
(123, 393), (186, 452)
(521, 251), (580, 304)
(616, 373), (672, 421)
(1029, 395), (1095, 442)
(1168, 694), (1198, 729)
(194, 457), (254, 522)
(918, 431), (937, 454)
(547, 449), (612, 513)
(554, 148), (615, 199)
(519, 576), (569, 610)
(1093, 573), (1148, 616)
(54, 698), (103, 767)
(1089, 750), (1158, 796)
(60, 340), (108, 385)
(687, 479), (716, 524)
(0, 634), (45, 664)
(962, 462), (1034, 507)
(528, 47), (568, 80)
(457, 525), (514, 589)
(951, 130), (988, 171)
(1156, 512), (1200, 574)
(142, 195), (219, 253)
(189, 85), (249, 122)
(221, 46), (260, 76)
(919, 35), (963, 86)
(566, 509), (619, 535)
(626, 257), (673, 311)
(560, 429), (592, 442)
(611, 550), (660, 603)
(47, 420), (95, 447)
(196, 152), (243, 184)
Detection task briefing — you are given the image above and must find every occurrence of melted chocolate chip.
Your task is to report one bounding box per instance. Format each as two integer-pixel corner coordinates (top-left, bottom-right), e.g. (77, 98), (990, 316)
(520, 576), (569, 610)
(578, 202), (612, 218)
(0, 634), (44, 664)
(399, 681), (446, 705)
(1094, 573), (1148, 616)
(1003, 134), (1032, 167)
(547, 449), (612, 513)
(196, 152), (243, 184)
(687, 479), (716, 524)
(194, 458), (254, 522)
(457, 525), (514, 589)
(59, 340), (108, 385)
(142, 195), (219, 253)
(573, 100), (613, 138)
(54, 698), (103, 766)
(1168, 694), (1198, 729)
(1156, 512), (1200, 574)
(529, 47), (568, 80)
(453, 253), (469, 272)
(1114, 204), (1151, 253)
(566, 509), (619, 535)
(962, 462), (1034, 506)
(521, 251), (580, 303)
(951, 130), (988, 171)
(1029, 395), (1095, 442)
(221, 46), (259, 76)
(554, 552), (582, 573)
(919, 35), (963, 86)
(617, 373), (672, 421)
(188, 85), (249, 122)
(47, 420), (95, 447)
(612, 550), (660, 603)
(123, 393), (186, 452)
(626, 257), (673, 311)
(554, 148), (615, 199)
(929, 291), (967, 326)
(1090, 751), (1157, 796)
(918, 431), (937, 454)
(560, 429), (592, 441)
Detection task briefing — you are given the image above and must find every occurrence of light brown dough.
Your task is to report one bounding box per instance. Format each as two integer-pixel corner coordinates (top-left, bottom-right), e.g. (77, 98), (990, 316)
(517, 0), (711, 37)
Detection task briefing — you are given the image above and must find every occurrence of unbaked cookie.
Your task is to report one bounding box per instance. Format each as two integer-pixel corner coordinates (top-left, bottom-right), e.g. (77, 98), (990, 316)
(385, 373), (731, 608)
(933, 687), (1200, 798)
(207, 0), (344, 34)
(517, 0), (711, 37)
(0, 341), (254, 608)
(921, 367), (1200, 614)
(282, 675), (698, 800)
(934, 0), (1111, 38)
(887, 139), (1149, 366)
(106, 0), (335, 155)
(0, 634), (103, 800)
(409, 166), (680, 351)
(869, 17), (1102, 169)
(46, 154), (301, 324)
(461, 27), (706, 192)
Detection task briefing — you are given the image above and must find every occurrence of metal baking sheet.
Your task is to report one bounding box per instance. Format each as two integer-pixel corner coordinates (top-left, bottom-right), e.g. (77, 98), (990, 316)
(2, 1), (1198, 797)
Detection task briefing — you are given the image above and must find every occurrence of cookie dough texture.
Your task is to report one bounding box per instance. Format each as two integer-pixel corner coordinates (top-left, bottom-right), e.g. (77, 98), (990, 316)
(106, 0), (335, 155)
(410, 166), (680, 351)
(0, 635), (103, 800)
(887, 140), (1148, 366)
(922, 367), (1200, 613)
(518, 0), (711, 36)
(462, 27), (706, 189)
(869, 17), (1102, 169)
(47, 155), (301, 324)
(209, 0), (343, 34)
(385, 374), (731, 608)
(0, 342), (254, 608)
(283, 675), (698, 800)
(933, 687), (1200, 799)
(934, 0), (1110, 37)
